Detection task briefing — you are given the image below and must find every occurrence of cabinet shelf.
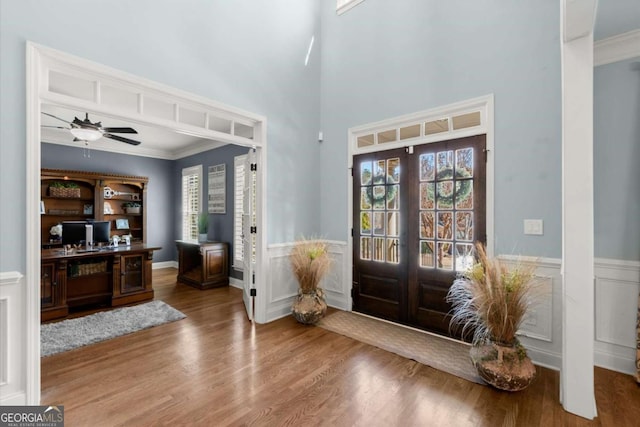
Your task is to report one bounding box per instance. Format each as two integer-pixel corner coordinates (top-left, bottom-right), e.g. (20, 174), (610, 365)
(43, 196), (94, 201)
(41, 169), (148, 246)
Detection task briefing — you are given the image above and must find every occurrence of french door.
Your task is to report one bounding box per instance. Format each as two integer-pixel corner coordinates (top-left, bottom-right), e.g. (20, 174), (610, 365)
(352, 135), (486, 338)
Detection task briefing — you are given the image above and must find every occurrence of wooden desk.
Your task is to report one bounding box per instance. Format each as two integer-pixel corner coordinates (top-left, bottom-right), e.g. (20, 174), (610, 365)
(175, 240), (229, 290)
(41, 243), (161, 321)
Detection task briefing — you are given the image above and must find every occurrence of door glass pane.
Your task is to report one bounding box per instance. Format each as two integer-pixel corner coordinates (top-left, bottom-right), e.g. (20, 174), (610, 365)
(373, 212), (385, 236)
(437, 181), (454, 210)
(437, 242), (453, 270)
(455, 212), (473, 241)
(373, 237), (385, 262)
(455, 243), (474, 271)
(419, 153), (435, 181)
(420, 183), (435, 209)
(436, 150), (453, 178)
(372, 186), (386, 210)
(437, 212), (453, 240)
(387, 212), (399, 237)
(387, 238), (399, 264)
(373, 160), (385, 184)
(361, 187), (372, 209)
(420, 211), (434, 239)
(360, 237), (371, 260)
(360, 212), (371, 234)
(387, 158), (400, 183)
(455, 181), (473, 209)
(386, 185), (399, 210)
(361, 162), (372, 185)
(456, 148), (473, 177)
(420, 240), (435, 268)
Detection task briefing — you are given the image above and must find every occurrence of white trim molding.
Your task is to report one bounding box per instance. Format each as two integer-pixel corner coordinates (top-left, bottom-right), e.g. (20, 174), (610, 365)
(152, 261), (178, 270)
(594, 258), (640, 375)
(0, 271), (25, 404)
(594, 29), (640, 67)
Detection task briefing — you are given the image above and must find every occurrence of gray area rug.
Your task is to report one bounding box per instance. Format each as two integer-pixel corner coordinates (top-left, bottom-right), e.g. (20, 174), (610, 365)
(317, 310), (484, 384)
(41, 300), (186, 357)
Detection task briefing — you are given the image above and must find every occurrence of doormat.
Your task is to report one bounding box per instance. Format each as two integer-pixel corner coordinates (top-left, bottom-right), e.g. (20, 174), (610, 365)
(317, 310), (484, 384)
(41, 300), (186, 357)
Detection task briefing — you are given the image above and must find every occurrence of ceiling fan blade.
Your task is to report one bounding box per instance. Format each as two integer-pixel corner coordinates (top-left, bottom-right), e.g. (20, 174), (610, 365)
(102, 127), (138, 134)
(103, 133), (141, 146)
(42, 125), (70, 130)
(42, 112), (71, 125)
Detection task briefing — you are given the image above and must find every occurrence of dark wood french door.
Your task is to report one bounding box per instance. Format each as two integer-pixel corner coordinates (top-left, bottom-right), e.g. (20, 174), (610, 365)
(352, 135), (486, 338)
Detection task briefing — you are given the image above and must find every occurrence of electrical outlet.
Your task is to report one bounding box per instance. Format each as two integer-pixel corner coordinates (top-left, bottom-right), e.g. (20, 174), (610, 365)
(524, 219), (543, 235)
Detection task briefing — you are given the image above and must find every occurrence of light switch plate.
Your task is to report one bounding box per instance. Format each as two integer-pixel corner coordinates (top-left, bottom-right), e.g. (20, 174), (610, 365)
(524, 219), (543, 235)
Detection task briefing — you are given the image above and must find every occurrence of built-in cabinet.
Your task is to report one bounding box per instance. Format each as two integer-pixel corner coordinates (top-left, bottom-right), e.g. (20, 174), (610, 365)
(41, 169), (148, 247)
(176, 240), (229, 289)
(41, 245), (159, 321)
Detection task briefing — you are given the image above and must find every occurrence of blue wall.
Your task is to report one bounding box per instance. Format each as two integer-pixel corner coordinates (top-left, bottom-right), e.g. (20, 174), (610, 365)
(594, 57), (640, 261)
(0, 0), (321, 273)
(319, 0), (562, 257)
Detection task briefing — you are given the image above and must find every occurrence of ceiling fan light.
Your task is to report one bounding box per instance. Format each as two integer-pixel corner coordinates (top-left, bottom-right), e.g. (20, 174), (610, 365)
(70, 127), (102, 141)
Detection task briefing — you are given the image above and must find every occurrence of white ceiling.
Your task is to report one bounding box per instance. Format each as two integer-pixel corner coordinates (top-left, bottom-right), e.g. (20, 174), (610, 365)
(41, 104), (226, 160)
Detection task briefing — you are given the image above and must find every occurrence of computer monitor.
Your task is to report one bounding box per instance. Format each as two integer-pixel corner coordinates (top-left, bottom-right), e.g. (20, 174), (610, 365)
(62, 220), (111, 246)
(89, 220), (111, 244)
(61, 221), (88, 246)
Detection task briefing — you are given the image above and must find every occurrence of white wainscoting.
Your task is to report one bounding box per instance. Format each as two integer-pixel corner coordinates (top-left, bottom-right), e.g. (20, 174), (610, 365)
(264, 242), (639, 375)
(265, 241), (349, 322)
(0, 271), (26, 405)
(499, 256), (563, 370)
(594, 258), (640, 375)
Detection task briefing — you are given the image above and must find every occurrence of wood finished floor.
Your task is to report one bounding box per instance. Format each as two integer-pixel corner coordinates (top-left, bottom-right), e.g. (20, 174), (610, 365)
(41, 268), (640, 426)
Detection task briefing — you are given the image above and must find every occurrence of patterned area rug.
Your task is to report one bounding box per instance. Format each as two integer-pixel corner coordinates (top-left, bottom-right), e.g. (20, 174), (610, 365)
(41, 300), (186, 357)
(317, 310), (484, 384)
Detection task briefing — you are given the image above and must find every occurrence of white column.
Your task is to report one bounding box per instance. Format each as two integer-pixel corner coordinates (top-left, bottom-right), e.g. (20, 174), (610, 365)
(560, 0), (597, 419)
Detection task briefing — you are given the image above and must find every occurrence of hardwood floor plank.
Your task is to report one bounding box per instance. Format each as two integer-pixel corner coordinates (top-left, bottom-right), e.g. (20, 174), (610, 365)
(40, 268), (639, 426)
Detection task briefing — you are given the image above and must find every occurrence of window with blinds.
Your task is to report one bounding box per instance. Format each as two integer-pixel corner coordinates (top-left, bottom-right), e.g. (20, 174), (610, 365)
(182, 165), (202, 241)
(233, 155), (246, 269)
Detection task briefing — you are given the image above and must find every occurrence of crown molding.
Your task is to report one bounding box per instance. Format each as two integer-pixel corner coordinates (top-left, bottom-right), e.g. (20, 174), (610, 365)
(594, 29), (640, 66)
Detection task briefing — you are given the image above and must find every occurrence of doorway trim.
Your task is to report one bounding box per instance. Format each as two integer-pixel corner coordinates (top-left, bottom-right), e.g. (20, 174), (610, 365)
(25, 42), (268, 403)
(346, 94), (495, 311)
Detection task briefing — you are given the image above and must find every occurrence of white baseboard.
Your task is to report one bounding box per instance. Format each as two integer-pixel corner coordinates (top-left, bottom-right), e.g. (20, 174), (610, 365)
(229, 277), (243, 289)
(152, 261), (178, 269)
(0, 391), (26, 405)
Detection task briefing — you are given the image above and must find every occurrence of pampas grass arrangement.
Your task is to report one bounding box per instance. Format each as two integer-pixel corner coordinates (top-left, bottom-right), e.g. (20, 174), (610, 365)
(447, 242), (539, 346)
(290, 238), (332, 293)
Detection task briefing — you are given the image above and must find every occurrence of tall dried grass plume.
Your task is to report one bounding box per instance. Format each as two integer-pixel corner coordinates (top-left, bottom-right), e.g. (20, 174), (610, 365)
(290, 238), (332, 293)
(447, 242), (541, 346)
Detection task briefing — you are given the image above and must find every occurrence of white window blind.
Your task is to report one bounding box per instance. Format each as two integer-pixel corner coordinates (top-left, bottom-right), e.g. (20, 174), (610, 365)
(233, 155), (246, 269)
(182, 165), (202, 241)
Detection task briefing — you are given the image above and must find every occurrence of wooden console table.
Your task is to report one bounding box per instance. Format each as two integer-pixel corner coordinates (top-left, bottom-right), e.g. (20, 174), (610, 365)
(176, 240), (229, 289)
(41, 243), (161, 321)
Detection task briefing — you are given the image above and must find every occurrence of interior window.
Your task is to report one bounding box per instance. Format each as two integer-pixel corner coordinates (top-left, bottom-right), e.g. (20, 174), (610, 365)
(181, 165), (202, 241)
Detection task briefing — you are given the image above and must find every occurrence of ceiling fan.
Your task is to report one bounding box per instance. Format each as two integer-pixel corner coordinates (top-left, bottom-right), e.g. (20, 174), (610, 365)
(42, 112), (141, 146)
